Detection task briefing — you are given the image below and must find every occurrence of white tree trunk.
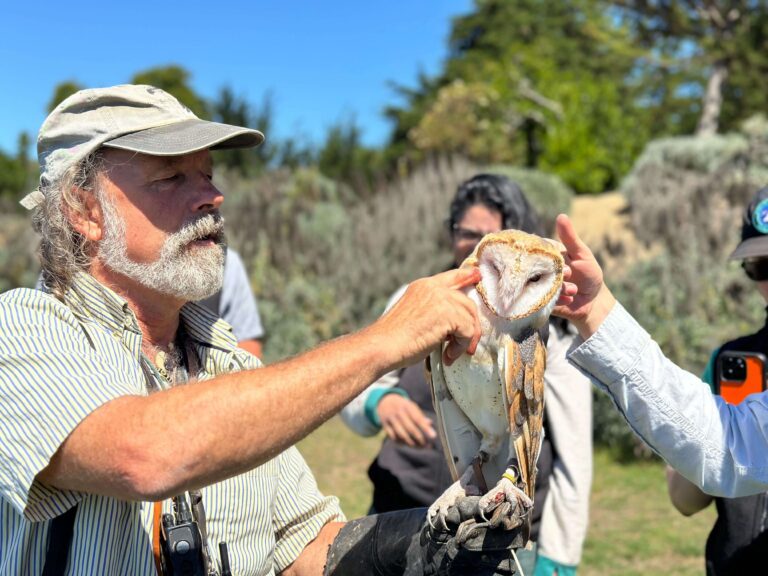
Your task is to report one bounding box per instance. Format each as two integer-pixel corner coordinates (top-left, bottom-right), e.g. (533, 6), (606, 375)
(696, 59), (729, 137)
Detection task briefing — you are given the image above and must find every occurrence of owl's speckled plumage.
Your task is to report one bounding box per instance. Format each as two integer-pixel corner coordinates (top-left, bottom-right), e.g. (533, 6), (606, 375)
(427, 229), (564, 540)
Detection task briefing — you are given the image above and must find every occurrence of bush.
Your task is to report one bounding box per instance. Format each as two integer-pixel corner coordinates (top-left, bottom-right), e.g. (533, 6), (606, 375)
(217, 158), (481, 361)
(0, 208), (39, 292)
(484, 164), (573, 233)
(217, 157), (572, 363)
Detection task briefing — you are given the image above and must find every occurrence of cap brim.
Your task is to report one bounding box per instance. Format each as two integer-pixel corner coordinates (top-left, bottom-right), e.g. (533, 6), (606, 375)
(102, 118), (264, 156)
(729, 236), (768, 260)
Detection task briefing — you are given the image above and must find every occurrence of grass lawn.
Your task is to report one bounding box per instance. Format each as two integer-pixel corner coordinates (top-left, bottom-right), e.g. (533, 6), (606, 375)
(299, 416), (716, 575)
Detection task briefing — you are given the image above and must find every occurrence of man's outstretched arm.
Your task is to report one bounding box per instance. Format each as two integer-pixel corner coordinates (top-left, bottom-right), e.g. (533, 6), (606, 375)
(38, 268), (482, 501)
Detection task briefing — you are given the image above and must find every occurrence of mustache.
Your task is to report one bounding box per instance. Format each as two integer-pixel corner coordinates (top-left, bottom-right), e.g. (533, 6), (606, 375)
(175, 212), (226, 245)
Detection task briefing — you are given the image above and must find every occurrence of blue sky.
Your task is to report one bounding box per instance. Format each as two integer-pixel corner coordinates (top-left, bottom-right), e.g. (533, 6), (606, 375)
(1, 1), (473, 156)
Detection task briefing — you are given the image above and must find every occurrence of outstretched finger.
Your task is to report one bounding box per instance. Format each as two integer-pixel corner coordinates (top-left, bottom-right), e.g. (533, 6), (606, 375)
(433, 267), (482, 290)
(555, 214), (592, 260)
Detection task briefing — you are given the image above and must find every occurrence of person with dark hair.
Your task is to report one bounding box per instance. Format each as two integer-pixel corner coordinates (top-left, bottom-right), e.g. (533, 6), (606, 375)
(448, 174), (546, 239)
(666, 187), (768, 576)
(342, 173), (593, 576)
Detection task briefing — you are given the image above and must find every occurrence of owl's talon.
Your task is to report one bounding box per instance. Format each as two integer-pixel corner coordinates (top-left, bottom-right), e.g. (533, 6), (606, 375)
(476, 471), (531, 531)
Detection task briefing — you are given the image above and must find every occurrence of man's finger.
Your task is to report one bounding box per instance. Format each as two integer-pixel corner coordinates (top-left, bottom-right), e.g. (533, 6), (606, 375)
(561, 282), (577, 297)
(444, 336), (471, 365)
(434, 267), (482, 290)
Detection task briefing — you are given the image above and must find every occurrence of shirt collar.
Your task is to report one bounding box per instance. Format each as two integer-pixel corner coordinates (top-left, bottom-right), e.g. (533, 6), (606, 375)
(62, 272), (239, 368)
(63, 272), (139, 337)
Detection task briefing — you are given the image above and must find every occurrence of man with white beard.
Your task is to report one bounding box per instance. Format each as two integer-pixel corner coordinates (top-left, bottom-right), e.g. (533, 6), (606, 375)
(0, 85), (498, 575)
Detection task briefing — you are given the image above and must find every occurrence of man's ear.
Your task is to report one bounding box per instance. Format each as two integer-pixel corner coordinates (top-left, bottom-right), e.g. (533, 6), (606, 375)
(66, 188), (104, 242)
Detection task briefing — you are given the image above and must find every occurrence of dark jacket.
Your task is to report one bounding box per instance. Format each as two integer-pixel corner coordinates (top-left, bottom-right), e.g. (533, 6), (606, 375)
(706, 313), (768, 576)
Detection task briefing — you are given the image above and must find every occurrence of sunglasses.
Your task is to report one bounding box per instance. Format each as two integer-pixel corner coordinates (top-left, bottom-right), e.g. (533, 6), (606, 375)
(452, 226), (499, 243)
(742, 259), (768, 281)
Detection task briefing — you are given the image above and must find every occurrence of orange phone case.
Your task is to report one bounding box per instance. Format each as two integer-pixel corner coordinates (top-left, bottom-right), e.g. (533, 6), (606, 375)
(716, 351), (767, 405)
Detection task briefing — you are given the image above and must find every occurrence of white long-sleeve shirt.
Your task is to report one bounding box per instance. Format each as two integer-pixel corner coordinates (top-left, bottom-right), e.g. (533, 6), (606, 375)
(569, 301), (768, 498)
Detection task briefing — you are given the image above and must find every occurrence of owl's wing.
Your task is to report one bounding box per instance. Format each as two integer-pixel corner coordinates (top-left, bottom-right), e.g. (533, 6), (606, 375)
(426, 347), (481, 482)
(502, 330), (546, 501)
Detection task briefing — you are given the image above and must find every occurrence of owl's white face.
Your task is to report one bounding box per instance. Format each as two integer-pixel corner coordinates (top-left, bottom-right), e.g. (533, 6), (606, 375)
(470, 230), (564, 322)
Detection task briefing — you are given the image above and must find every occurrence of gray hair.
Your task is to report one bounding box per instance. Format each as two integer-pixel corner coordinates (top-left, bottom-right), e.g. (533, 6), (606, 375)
(33, 150), (105, 299)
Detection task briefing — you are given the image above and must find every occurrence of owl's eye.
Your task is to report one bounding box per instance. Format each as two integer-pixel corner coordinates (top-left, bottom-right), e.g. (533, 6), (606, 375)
(527, 273), (543, 284)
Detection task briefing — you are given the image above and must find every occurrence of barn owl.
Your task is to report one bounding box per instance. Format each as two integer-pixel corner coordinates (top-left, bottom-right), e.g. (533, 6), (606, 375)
(426, 229), (564, 543)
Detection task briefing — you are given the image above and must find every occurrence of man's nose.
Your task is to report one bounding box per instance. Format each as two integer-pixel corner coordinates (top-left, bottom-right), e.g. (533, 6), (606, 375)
(192, 177), (224, 212)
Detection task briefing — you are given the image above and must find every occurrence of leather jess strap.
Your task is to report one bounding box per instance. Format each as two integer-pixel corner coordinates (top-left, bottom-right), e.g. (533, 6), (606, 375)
(153, 500), (163, 575)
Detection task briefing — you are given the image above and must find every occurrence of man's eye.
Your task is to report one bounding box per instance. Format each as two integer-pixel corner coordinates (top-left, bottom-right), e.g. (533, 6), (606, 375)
(156, 174), (180, 183)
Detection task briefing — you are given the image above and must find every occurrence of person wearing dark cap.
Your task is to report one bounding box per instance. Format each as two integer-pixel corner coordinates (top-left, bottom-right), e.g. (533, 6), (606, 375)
(0, 84), (517, 575)
(666, 187), (768, 576)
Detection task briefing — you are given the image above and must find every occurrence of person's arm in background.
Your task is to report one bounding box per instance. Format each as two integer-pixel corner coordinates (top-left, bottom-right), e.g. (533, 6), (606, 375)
(340, 284), (436, 447)
(555, 213), (768, 498)
(534, 323), (593, 576)
(667, 465), (714, 516)
(219, 249), (265, 357)
(666, 349), (718, 515)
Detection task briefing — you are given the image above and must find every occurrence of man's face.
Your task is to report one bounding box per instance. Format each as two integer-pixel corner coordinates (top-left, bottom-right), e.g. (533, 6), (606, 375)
(95, 148), (226, 301)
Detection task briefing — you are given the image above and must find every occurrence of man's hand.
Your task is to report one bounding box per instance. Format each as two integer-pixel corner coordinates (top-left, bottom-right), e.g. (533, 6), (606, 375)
(378, 394), (437, 447)
(553, 214), (616, 339)
(369, 267), (482, 370)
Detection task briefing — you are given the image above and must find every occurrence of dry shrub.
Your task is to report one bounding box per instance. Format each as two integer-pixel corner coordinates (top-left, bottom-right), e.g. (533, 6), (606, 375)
(217, 157), (480, 360)
(0, 202), (40, 292)
(217, 157), (573, 361)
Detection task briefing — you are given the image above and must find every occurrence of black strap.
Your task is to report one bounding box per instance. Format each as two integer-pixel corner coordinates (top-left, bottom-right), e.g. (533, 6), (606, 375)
(43, 504), (78, 576)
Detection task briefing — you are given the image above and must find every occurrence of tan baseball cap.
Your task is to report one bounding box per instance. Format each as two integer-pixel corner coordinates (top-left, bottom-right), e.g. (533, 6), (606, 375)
(21, 84), (264, 209)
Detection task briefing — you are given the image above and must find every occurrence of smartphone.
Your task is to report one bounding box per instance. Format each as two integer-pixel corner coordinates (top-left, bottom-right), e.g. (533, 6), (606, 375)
(714, 350), (767, 405)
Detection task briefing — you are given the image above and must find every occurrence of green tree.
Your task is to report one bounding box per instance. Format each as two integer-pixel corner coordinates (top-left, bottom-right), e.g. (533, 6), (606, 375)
(47, 81), (84, 112)
(0, 150), (26, 198)
(385, 0), (654, 193)
(0, 133), (36, 200)
(131, 65), (209, 119)
(317, 117), (382, 190)
(610, 0), (768, 136)
(210, 86), (277, 175)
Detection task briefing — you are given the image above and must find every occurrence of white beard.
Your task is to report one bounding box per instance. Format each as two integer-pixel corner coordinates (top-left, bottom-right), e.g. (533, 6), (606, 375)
(97, 194), (225, 301)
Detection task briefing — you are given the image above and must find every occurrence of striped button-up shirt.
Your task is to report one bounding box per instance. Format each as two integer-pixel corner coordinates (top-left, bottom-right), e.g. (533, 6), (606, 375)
(0, 273), (343, 575)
